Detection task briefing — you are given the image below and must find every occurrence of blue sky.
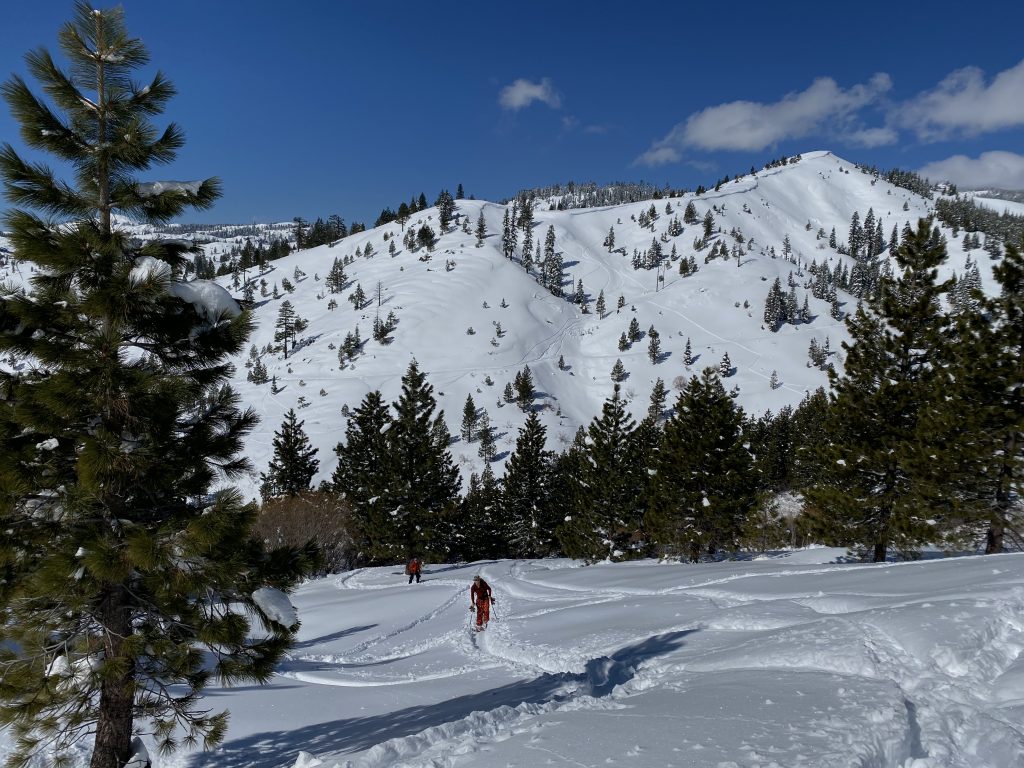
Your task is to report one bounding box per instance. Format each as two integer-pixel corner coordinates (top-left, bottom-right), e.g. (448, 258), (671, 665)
(2, 1), (1024, 224)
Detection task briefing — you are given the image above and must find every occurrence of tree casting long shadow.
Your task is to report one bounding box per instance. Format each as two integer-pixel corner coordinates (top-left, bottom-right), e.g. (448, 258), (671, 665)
(186, 630), (695, 768)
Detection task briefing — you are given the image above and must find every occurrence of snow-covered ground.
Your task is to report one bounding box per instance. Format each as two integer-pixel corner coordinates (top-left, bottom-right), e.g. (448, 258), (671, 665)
(4, 550), (1000, 768)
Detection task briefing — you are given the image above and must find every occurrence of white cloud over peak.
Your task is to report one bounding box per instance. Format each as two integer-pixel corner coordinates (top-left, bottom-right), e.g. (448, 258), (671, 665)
(499, 78), (562, 111)
(894, 59), (1024, 140)
(918, 151), (1024, 190)
(635, 74), (892, 165)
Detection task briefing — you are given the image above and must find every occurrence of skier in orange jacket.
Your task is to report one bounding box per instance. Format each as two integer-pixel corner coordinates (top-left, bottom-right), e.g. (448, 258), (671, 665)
(470, 575), (493, 631)
(406, 557), (422, 584)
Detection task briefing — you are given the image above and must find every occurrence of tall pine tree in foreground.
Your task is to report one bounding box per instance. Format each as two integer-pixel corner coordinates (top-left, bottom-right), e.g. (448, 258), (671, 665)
(0, 5), (311, 767)
(805, 220), (954, 561)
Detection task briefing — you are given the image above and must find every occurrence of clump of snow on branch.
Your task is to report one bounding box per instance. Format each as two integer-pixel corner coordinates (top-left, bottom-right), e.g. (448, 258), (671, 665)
(252, 587), (299, 629)
(168, 280), (240, 323)
(136, 180), (203, 198)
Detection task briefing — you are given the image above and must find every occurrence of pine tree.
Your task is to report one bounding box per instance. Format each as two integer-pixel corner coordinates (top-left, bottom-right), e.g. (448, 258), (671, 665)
(923, 240), (1024, 552)
(349, 283), (366, 310)
(0, 7), (310, 766)
(648, 378), (668, 421)
(611, 358), (627, 383)
(557, 384), (645, 561)
(618, 332), (630, 351)
(683, 337), (694, 367)
(460, 394), (478, 442)
(628, 317), (642, 342)
(514, 365), (534, 410)
(604, 226), (615, 252)
(596, 289), (606, 317)
(502, 412), (557, 557)
(275, 299), (298, 357)
(805, 220), (955, 561)
(477, 409), (496, 462)
(475, 210), (486, 247)
(460, 465), (505, 560)
(332, 390), (393, 563)
(617, 295), (626, 312)
(260, 409), (320, 499)
(503, 381), (515, 403)
(379, 361), (461, 558)
(719, 352), (733, 377)
(648, 328), (662, 363)
(646, 370), (755, 561)
(763, 277), (784, 330)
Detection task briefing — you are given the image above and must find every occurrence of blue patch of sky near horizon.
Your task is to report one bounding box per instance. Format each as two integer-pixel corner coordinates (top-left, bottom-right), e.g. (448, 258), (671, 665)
(1, 0), (1023, 224)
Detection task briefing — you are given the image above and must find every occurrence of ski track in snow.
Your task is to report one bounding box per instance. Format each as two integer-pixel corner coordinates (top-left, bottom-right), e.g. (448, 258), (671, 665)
(152, 554), (1024, 768)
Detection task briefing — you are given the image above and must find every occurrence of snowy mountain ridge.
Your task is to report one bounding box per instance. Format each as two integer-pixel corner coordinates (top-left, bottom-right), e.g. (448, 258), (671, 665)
(216, 150), (986, 498)
(0, 150), (991, 499)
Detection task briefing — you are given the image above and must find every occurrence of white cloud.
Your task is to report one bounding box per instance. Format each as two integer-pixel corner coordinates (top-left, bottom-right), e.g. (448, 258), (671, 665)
(918, 151), (1024, 190)
(634, 146), (681, 167)
(499, 78), (562, 111)
(895, 59), (1024, 140)
(846, 126), (899, 148)
(635, 74), (892, 165)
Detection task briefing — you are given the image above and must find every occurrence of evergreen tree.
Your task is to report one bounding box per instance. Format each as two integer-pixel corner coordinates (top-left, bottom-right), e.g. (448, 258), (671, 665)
(477, 409), (496, 462)
(260, 409), (320, 499)
(628, 316), (642, 342)
(646, 370), (755, 561)
(719, 351), (733, 377)
(805, 220), (954, 561)
(460, 465), (504, 560)
(275, 299), (298, 357)
(502, 412), (557, 557)
(618, 332), (630, 351)
(604, 226), (615, 252)
(460, 394), (478, 442)
(416, 224), (437, 252)
(648, 328), (662, 363)
(475, 210), (486, 246)
(764, 278), (784, 330)
(926, 240), (1024, 552)
(349, 283), (367, 310)
(648, 378), (668, 421)
(380, 361), (461, 557)
(617, 294), (626, 312)
(557, 384), (645, 561)
(611, 358), (627, 383)
(683, 337), (694, 366)
(514, 365), (534, 410)
(332, 391), (393, 563)
(596, 289), (606, 317)
(0, 7), (309, 766)
(683, 201), (698, 224)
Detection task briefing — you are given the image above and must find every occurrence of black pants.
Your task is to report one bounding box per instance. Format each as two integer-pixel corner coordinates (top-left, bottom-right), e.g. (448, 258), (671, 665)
(408, 573), (420, 583)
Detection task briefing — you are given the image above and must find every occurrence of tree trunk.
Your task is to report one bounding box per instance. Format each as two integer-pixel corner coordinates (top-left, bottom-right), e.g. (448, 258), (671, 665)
(89, 586), (134, 768)
(985, 516), (1004, 554)
(872, 539), (887, 563)
(987, 430), (1016, 554)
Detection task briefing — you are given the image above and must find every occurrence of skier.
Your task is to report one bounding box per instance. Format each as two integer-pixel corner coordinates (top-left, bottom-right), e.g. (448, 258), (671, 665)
(406, 557), (422, 584)
(469, 574), (493, 631)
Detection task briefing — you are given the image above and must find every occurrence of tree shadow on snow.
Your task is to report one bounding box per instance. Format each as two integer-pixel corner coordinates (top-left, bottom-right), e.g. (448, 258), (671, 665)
(292, 624), (378, 649)
(184, 630), (696, 768)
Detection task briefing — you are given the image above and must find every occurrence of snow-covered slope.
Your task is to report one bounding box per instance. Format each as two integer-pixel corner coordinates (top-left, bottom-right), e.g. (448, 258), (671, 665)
(223, 151), (985, 497)
(10, 550), (1010, 768)
(0, 151), (992, 497)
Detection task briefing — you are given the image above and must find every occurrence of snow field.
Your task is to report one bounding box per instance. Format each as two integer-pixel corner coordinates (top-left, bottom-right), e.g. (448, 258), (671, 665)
(84, 551), (1023, 768)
